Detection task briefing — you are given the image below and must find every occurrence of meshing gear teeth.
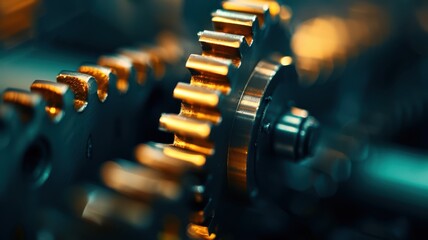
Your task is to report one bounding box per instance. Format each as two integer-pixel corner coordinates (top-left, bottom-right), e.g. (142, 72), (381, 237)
(135, 0), (287, 238)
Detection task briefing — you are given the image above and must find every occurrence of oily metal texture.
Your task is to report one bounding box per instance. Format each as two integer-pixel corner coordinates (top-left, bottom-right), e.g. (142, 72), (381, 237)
(135, 0), (292, 238)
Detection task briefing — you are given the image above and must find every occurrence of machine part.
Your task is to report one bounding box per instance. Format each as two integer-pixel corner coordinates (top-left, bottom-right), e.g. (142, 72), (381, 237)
(134, 1), (321, 238)
(272, 107), (319, 160)
(64, 159), (193, 239)
(0, 35), (187, 239)
(227, 59), (320, 195)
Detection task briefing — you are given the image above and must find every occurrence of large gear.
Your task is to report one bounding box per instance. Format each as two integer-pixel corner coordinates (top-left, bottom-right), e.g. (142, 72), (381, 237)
(134, 1), (309, 238)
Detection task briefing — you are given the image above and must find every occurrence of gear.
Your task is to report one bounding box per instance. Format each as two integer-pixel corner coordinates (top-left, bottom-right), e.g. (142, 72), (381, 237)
(0, 1), (330, 238)
(0, 34), (188, 239)
(134, 0), (309, 238)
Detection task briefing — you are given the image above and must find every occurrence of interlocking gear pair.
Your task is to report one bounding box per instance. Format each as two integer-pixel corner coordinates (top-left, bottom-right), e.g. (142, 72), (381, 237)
(0, 1), (345, 239)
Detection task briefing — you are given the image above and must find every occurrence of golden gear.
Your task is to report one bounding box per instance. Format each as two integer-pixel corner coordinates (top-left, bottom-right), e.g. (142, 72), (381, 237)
(135, 0), (300, 238)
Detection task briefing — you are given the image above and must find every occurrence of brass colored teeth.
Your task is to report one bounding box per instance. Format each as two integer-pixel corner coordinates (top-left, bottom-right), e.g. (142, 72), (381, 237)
(119, 49), (151, 84)
(101, 160), (180, 201)
(2, 90), (41, 109)
(1, 37), (188, 237)
(173, 82), (221, 108)
(159, 114), (212, 139)
(78, 65), (112, 102)
(136, 1), (281, 235)
(98, 55), (133, 93)
(174, 135), (214, 156)
(222, 1), (272, 27)
(162, 145), (206, 168)
(56, 71), (96, 112)
(190, 78), (231, 95)
(2, 90), (42, 122)
(186, 54), (234, 94)
(187, 223), (216, 240)
(180, 103), (221, 124)
(198, 30), (248, 65)
(212, 9), (259, 45)
(30, 80), (73, 121)
(186, 54), (233, 79)
(135, 143), (204, 174)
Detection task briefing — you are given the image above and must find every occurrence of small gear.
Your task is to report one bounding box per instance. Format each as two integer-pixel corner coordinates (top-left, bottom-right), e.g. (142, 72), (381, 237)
(0, 34), (188, 239)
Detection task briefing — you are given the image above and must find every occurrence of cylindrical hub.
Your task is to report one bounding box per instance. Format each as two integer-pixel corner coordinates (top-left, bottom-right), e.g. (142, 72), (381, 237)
(273, 107), (319, 161)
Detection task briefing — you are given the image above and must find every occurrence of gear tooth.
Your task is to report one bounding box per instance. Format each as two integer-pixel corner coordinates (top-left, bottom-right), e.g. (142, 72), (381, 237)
(187, 223), (216, 240)
(101, 160), (180, 201)
(199, 30), (248, 66)
(56, 71), (97, 112)
(212, 9), (259, 45)
(163, 145), (207, 168)
(186, 54), (233, 77)
(30, 80), (74, 121)
(190, 77), (231, 94)
(119, 49), (153, 84)
(78, 65), (114, 102)
(222, 0), (276, 27)
(98, 55), (133, 93)
(180, 103), (221, 124)
(186, 54), (234, 93)
(2, 89), (45, 122)
(173, 83), (221, 108)
(135, 143), (204, 174)
(159, 113), (212, 139)
(174, 135), (214, 156)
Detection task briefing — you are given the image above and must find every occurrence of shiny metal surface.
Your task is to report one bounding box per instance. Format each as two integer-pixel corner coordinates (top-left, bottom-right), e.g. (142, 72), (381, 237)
(227, 59), (281, 194)
(273, 107), (319, 160)
(1, 0), (428, 239)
